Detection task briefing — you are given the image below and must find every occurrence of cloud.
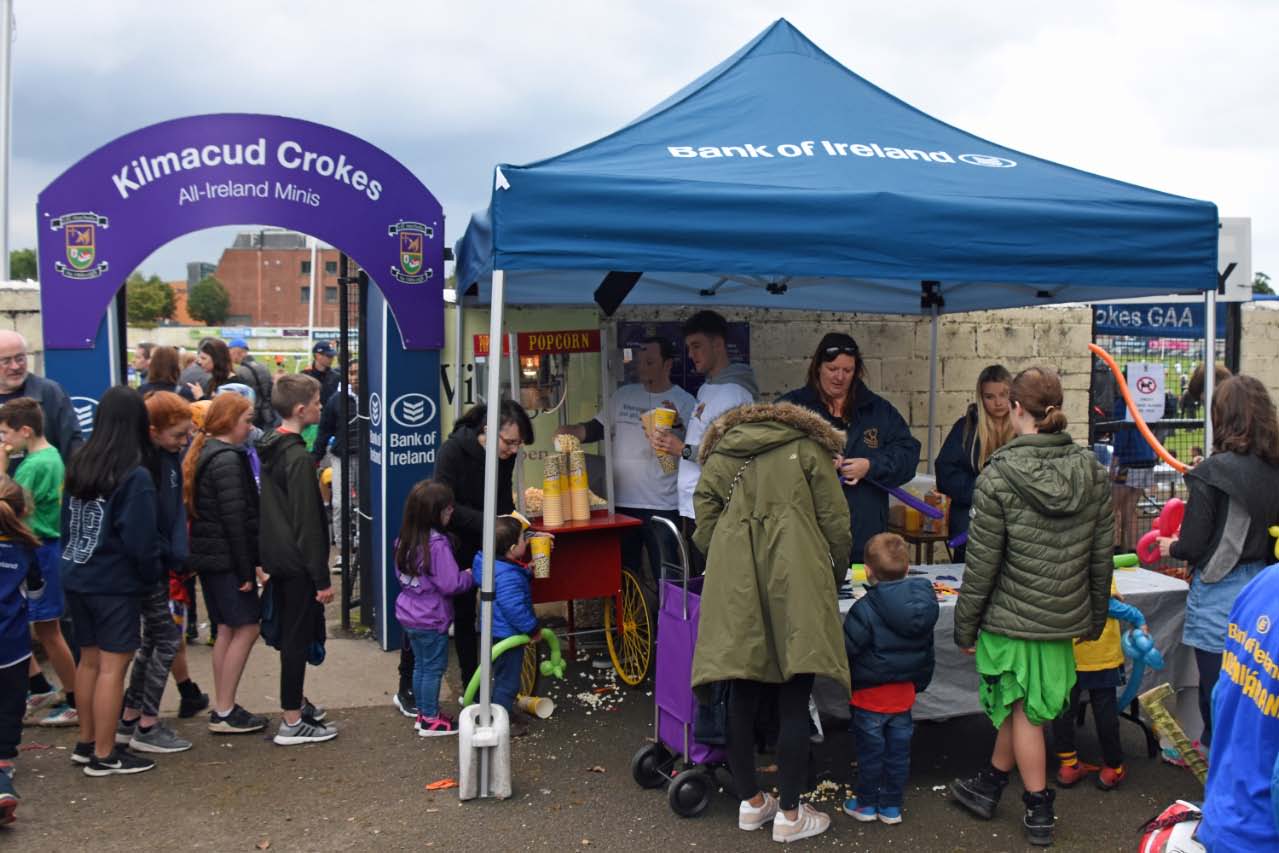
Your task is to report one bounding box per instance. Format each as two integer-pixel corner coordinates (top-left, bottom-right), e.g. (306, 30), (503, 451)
(11, 0), (1275, 283)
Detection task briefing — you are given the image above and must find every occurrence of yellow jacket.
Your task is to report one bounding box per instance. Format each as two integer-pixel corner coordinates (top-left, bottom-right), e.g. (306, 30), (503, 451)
(1073, 581), (1123, 672)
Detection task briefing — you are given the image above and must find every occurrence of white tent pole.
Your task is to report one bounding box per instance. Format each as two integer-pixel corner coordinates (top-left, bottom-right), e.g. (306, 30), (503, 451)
(926, 306), (939, 474)
(476, 269), (505, 791)
(1204, 288), (1216, 453)
(453, 293), (465, 422)
(600, 323), (615, 515)
(0, 0), (12, 280)
(508, 331), (525, 515)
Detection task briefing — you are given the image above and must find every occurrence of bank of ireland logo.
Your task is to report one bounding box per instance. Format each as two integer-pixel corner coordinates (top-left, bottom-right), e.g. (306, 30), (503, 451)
(51, 212), (110, 279)
(390, 392), (436, 429)
(388, 221), (435, 284)
(958, 153), (1017, 168)
(70, 396), (99, 434)
(369, 392), (383, 429)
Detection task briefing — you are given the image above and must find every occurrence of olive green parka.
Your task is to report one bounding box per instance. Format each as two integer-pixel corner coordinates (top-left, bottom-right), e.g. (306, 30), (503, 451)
(691, 403), (852, 696)
(953, 431), (1115, 649)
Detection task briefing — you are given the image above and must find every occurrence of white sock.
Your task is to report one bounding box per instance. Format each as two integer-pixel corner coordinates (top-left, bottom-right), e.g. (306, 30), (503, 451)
(216, 707), (234, 718)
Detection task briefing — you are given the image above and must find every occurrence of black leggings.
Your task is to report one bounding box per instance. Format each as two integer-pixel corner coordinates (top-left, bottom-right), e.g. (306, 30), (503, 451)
(728, 676), (814, 811)
(1051, 684), (1123, 768)
(0, 659), (25, 760)
(1195, 648), (1221, 747)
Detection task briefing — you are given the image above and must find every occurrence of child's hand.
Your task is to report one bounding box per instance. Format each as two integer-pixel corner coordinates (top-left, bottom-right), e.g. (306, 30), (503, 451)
(960, 647), (975, 656)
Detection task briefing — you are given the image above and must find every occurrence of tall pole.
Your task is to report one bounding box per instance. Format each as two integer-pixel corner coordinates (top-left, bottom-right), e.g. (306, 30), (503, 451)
(1204, 289), (1216, 454)
(307, 238), (318, 340)
(926, 306), (939, 475)
(0, 0), (14, 280)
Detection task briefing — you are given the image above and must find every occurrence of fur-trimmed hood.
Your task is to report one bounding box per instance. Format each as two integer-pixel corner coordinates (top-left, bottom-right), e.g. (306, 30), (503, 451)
(699, 402), (846, 464)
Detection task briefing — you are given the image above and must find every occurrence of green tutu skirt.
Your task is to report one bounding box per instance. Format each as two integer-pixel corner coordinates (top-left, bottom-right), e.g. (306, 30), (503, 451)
(976, 632), (1076, 729)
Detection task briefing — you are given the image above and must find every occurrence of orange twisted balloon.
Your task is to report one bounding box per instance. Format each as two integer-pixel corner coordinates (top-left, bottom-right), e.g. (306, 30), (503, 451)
(1088, 343), (1187, 474)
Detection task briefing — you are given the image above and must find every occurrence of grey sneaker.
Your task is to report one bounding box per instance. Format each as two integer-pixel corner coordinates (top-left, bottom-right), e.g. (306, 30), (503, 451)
(116, 718), (138, 745)
(130, 722), (193, 754)
(301, 698), (327, 723)
(273, 717), (338, 746)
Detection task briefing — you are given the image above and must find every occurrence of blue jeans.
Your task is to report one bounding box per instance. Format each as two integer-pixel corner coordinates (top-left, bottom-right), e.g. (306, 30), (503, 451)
(405, 628), (449, 718)
(492, 644), (524, 713)
(853, 708), (913, 809)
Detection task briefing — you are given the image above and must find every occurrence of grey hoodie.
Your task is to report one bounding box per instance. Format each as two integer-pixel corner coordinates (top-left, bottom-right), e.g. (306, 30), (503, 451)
(706, 362), (759, 399)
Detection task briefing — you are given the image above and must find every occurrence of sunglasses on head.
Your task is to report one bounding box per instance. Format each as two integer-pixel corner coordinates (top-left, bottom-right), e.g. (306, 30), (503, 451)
(821, 345), (859, 360)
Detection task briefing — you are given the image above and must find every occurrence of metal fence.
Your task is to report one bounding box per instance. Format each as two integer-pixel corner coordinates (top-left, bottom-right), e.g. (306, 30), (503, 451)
(1089, 333), (1227, 575)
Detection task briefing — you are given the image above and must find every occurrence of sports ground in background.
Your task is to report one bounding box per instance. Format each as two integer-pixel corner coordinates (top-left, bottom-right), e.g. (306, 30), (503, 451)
(14, 616), (1201, 852)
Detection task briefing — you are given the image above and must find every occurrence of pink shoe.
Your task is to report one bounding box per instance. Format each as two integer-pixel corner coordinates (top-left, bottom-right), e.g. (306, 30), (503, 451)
(416, 714), (457, 737)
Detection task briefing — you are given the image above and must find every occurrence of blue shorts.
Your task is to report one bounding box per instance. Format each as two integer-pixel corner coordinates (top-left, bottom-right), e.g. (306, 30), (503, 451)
(26, 539), (64, 623)
(65, 591), (141, 654)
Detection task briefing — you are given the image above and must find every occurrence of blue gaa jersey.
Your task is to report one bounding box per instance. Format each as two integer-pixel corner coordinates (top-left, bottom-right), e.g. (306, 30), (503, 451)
(0, 538), (40, 668)
(1200, 563), (1279, 852)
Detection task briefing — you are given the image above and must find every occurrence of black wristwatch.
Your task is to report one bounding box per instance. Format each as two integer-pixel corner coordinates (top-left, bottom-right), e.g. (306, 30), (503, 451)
(681, 444), (695, 461)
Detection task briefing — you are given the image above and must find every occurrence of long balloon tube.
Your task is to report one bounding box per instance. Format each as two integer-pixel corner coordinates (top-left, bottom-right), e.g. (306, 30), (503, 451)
(1088, 343), (1187, 474)
(863, 478), (944, 519)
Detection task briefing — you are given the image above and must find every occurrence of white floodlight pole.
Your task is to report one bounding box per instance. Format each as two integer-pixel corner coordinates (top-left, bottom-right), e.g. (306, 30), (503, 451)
(1204, 288), (1216, 453)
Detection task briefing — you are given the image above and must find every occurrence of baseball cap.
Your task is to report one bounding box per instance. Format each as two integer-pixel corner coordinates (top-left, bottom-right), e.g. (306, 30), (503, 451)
(313, 341), (336, 357)
(228, 338), (249, 350)
(216, 382), (256, 404)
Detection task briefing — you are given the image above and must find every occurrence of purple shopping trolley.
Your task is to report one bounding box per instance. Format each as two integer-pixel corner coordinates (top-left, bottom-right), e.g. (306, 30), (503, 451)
(631, 517), (728, 817)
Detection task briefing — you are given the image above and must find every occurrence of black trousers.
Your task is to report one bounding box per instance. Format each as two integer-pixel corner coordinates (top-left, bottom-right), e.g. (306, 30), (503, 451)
(727, 676), (814, 811)
(1195, 648), (1221, 747)
(1051, 684), (1124, 769)
(275, 575), (315, 712)
(0, 659), (26, 760)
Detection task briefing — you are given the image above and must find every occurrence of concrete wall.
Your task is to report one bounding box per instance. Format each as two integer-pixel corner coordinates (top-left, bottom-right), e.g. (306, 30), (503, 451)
(0, 283), (45, 374)
(610, 304), (1094, 470)
(1241, 302), (1279, 392)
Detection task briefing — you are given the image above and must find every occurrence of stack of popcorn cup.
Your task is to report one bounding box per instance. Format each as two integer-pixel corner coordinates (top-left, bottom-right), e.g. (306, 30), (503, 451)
(541, 455), (564, 527)
(568, 450), (591, 521)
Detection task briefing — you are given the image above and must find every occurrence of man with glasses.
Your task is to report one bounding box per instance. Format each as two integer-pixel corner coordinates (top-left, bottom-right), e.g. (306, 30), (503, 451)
(0, 331), (83, 466)
(650, 311), (758, 566)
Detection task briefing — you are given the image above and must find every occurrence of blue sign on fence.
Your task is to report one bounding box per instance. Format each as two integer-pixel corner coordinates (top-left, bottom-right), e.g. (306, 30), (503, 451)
(1093, 302), (1227, 339)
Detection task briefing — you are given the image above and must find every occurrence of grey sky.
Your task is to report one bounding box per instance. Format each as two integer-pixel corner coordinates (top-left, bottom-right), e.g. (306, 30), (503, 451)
(11, 1), (1276, 284)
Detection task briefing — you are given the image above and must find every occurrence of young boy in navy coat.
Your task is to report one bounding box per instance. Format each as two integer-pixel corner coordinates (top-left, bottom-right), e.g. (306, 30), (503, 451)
(842, 533), (939, 825)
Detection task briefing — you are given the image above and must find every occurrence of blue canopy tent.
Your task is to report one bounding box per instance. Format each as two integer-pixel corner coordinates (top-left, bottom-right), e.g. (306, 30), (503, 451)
(453, 19), (1219, 799)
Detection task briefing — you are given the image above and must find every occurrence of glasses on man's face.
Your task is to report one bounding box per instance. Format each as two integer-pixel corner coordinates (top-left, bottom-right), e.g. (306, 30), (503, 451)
(0, 353), (27, 369)
(821, 346), (858, 362)
(499, 435), (523, 451)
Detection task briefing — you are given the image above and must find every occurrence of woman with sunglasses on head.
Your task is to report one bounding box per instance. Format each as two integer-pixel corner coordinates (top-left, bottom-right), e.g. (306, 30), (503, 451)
(780, 333), (920, 563)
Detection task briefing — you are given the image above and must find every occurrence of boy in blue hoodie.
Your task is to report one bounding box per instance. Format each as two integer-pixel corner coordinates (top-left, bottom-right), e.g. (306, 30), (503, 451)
(841, 533), (940, 825)
(471, 514), (541, 736)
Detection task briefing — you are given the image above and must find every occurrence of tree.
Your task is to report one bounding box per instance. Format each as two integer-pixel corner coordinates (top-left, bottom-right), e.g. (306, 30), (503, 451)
(187, 275), (231, 325)
(9, 248), (36, 281)
(125, 272), (176, 327)
(1254, 271), (1274, 295)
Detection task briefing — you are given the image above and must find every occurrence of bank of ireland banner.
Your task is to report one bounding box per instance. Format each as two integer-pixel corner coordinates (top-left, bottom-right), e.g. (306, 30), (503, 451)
(37, 113), (445, 350)
(367, 285), (441, 649)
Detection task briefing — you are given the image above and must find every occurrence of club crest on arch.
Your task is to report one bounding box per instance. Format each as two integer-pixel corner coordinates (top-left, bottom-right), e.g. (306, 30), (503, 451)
(388, 221), (434, 284)
(51, 212), (110, 280)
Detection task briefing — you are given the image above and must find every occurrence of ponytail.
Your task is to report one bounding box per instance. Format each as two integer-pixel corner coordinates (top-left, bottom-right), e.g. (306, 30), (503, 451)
(0, 477), (41, 549)
(1010, 367), (1069, 434)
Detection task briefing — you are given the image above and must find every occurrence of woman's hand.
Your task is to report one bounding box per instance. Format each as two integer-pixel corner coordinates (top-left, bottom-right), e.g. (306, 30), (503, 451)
(188, 382), (205, 400)
(838, 457), (871, 485)
(1157, 536), (1178, 558)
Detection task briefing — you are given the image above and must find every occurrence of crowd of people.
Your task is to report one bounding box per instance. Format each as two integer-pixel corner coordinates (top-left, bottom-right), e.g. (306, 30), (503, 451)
(4, 312), (1279, 850)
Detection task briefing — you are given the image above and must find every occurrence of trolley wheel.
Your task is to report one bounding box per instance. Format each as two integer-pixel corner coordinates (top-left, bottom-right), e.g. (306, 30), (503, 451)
(667, 767), (712, 818)
(605, 568), (653, 687)
(630, 743), (672, 790)
(519, 642), (542, 699)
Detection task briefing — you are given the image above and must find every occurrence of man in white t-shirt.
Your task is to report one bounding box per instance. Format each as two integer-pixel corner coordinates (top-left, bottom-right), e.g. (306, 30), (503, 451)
(650, 311), (758, 566)
(557, 337), (696, 579)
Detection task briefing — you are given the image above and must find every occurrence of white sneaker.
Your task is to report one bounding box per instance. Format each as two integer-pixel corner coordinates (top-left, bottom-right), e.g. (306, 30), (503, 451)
(772, 803), (830, 843)
(739, 791), (779, 831)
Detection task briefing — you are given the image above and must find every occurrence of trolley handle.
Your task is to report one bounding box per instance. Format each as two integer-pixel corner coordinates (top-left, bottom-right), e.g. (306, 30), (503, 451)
(650, 515), (692, 620)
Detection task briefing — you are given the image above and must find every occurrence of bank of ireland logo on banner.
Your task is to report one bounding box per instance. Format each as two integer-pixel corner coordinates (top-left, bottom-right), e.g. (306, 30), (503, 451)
(51, 212), (110, 279)
(70, 396), (99, 435)
(390, 392), (436, 429)
(958, 153), (1016, 168)
(369, 392), (383, 429)
(388, 221), (434, 284)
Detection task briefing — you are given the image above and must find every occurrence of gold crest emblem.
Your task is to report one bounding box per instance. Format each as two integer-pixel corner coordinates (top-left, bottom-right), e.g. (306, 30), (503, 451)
(863, 427), (879, 449)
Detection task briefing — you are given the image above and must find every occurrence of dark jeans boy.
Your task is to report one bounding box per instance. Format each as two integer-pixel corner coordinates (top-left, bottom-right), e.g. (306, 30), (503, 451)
(853, 708), (914, 810)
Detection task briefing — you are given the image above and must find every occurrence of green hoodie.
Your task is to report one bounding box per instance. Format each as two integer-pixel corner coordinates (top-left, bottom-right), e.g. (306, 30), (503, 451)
(954, 432), (1115, 648)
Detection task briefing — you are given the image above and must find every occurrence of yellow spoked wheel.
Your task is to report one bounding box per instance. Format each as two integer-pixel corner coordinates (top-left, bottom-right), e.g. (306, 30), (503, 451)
(604, 569), (653, 686)
(520, 642), (542, 698)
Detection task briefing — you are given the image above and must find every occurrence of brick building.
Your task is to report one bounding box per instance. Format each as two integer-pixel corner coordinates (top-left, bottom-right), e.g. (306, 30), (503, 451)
(210, 230), (344, 326)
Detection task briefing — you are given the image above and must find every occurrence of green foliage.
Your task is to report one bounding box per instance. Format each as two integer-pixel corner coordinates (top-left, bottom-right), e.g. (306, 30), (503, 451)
(1254, 271), (1274, 295)
(187, 276), (231, 325)
(9, 248), (36, 281)
(125, 272), (176, 327)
